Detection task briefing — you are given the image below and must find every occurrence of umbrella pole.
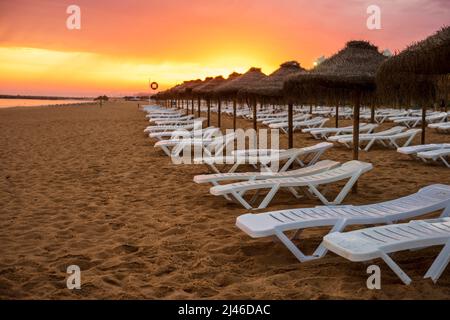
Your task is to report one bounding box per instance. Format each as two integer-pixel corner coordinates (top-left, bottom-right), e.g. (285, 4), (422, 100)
(191, 99), (194, 114)
(207, 99), (211, 127)
(253, 99), (257, 131)
(371, 103), (376, 123)
(352, 93), (361, 193)
(421, 105), (426, 144)
(335, 104), (339, 128)
(288, 103), (293, 149)
(185, 100), (189, 115)
(233, 100), (237, 131)
(197, 98), (201, 117)
(218, 99), (221, 128)
(443, 99), (448, 122)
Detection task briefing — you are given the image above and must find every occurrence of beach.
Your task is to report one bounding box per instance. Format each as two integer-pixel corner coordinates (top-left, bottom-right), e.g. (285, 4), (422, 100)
(0, 101), (449, 299)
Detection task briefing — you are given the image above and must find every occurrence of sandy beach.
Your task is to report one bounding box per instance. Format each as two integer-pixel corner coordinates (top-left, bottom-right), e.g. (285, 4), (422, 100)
(0, 101), (449, 299)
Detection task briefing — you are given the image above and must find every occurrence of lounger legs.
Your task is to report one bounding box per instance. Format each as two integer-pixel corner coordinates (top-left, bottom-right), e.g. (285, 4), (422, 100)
(274, 229), (317, 262)
(424, 241), (450, 283)
(380, 252), (412, 285)
(312, 220), (348, 258)
(275, 221), (348, 262)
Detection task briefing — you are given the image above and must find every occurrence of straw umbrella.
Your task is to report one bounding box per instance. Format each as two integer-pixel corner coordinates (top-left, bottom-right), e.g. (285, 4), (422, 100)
(192, 76), (225, 126)
(242, 61), (306, 148)
(215, 67), (267, 131)
(285, 41), (388, 162)
(376, 26), (450, 142)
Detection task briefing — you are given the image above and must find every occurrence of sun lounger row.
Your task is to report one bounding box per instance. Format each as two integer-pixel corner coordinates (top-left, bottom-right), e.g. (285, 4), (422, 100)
(398, 144), (450, 168)
(236, 184), (450, 284)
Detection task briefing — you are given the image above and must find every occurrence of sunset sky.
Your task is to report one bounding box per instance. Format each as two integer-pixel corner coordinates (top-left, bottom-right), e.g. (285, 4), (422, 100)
(0, 0), (448, 97)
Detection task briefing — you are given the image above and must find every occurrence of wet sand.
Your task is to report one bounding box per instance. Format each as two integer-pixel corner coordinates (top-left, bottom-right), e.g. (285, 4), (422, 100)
(0, 101), (449, 299)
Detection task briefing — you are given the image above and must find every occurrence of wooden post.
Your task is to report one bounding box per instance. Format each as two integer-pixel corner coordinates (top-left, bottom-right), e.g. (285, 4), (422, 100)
(352, 93), (361, 194)
(233, 100), (237, 131)
(443, 100), (448, 122)
(288, 103), (293, 149)
(191, 99), (194, 114)
(217, 99), (222, 128)
(370, 104), (376, 124)
(421, 105), (427, 144)
(335, 105), (339, 128)
(207, 99), (211, 127)
(253, 99), (257, 131)
(197, 98), (201, 117)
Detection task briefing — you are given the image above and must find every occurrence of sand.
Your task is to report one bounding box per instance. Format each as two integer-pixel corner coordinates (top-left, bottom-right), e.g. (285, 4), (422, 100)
(0, 100), (449, 299)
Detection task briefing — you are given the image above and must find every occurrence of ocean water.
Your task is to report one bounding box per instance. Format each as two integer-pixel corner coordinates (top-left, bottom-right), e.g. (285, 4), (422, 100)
(0, 99), (94, 108)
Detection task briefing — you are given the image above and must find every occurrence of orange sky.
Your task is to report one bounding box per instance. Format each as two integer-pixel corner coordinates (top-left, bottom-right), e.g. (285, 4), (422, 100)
(0, 0), (448, 96)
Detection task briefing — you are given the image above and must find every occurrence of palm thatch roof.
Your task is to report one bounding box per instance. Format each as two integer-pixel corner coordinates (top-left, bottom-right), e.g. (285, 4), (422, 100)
(376, 26), (450, 105)
(241, 61), (306, 99)
(284, 41), (388, 104)
(214, 67), (267, 98)
(192, 76), (226, 98)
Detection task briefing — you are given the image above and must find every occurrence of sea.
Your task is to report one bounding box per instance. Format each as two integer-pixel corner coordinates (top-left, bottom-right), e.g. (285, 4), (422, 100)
(0, 98), (94, 109)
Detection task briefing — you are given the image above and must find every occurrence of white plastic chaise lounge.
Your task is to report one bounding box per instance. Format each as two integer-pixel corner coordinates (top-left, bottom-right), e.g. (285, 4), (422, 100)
(269, 117), (329, 134)
(193, 142), (333, 173)
(397, 143), (450, 158)
(327, 126), (405, 142)
(152, 117), (206, 126)
(417, 149), (450, 168)
(144, 122), (203, 134)
(194, 160), (339, 188)
(323, 217), (450, 285)
(393, 112), (447, 128)
(236, 184), (450, 264)
(334, 128), (420, 151)
(429, 122), (450, 133)
(210, 160), (372, 209)
(149, 127), (220, 142)
(305, 123), (378, 140)
(262, 114), (311, 126)
(155, 132), (237, 159)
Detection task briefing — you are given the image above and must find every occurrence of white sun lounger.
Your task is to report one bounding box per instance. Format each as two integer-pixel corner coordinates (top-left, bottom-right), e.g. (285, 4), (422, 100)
(262, 114), (311, 125)
(160, 132), (237, 159)
(269, 117), (329, 134)
(149, 127), (220, 142)
(323, 217), (450, 285)
(306, 123), (378, 140)
(194, 160), (340, 187)
(153, 117), (206, 126)
(417, 149), (450, 168)
(393, 112), (447, 128)
(144, 122), (203, 134)
(397, 144), (450, 158)
(192, 142), (333, 173)
(236, 184), (450, 263)
(211, 160), (372, 209)
(429, 122), (450, 133)
(335, 128), (420, 151)
(327, 126), (405, 142)
(149, 114), (194, 122)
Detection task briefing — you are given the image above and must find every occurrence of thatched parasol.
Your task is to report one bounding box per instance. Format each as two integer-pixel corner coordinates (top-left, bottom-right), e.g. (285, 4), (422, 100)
(376, 26), (450, 143)
(239, 61), (306, 147)
(284, 41), (387, 105)
(242, 61), (306, 100)
(215, 67), (267, 130)
(191, 76), (225, 126)
(284, 41), (387, 167)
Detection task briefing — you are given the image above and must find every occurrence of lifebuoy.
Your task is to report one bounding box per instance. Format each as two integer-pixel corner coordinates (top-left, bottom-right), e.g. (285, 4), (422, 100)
(150, 82), (159, 90)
